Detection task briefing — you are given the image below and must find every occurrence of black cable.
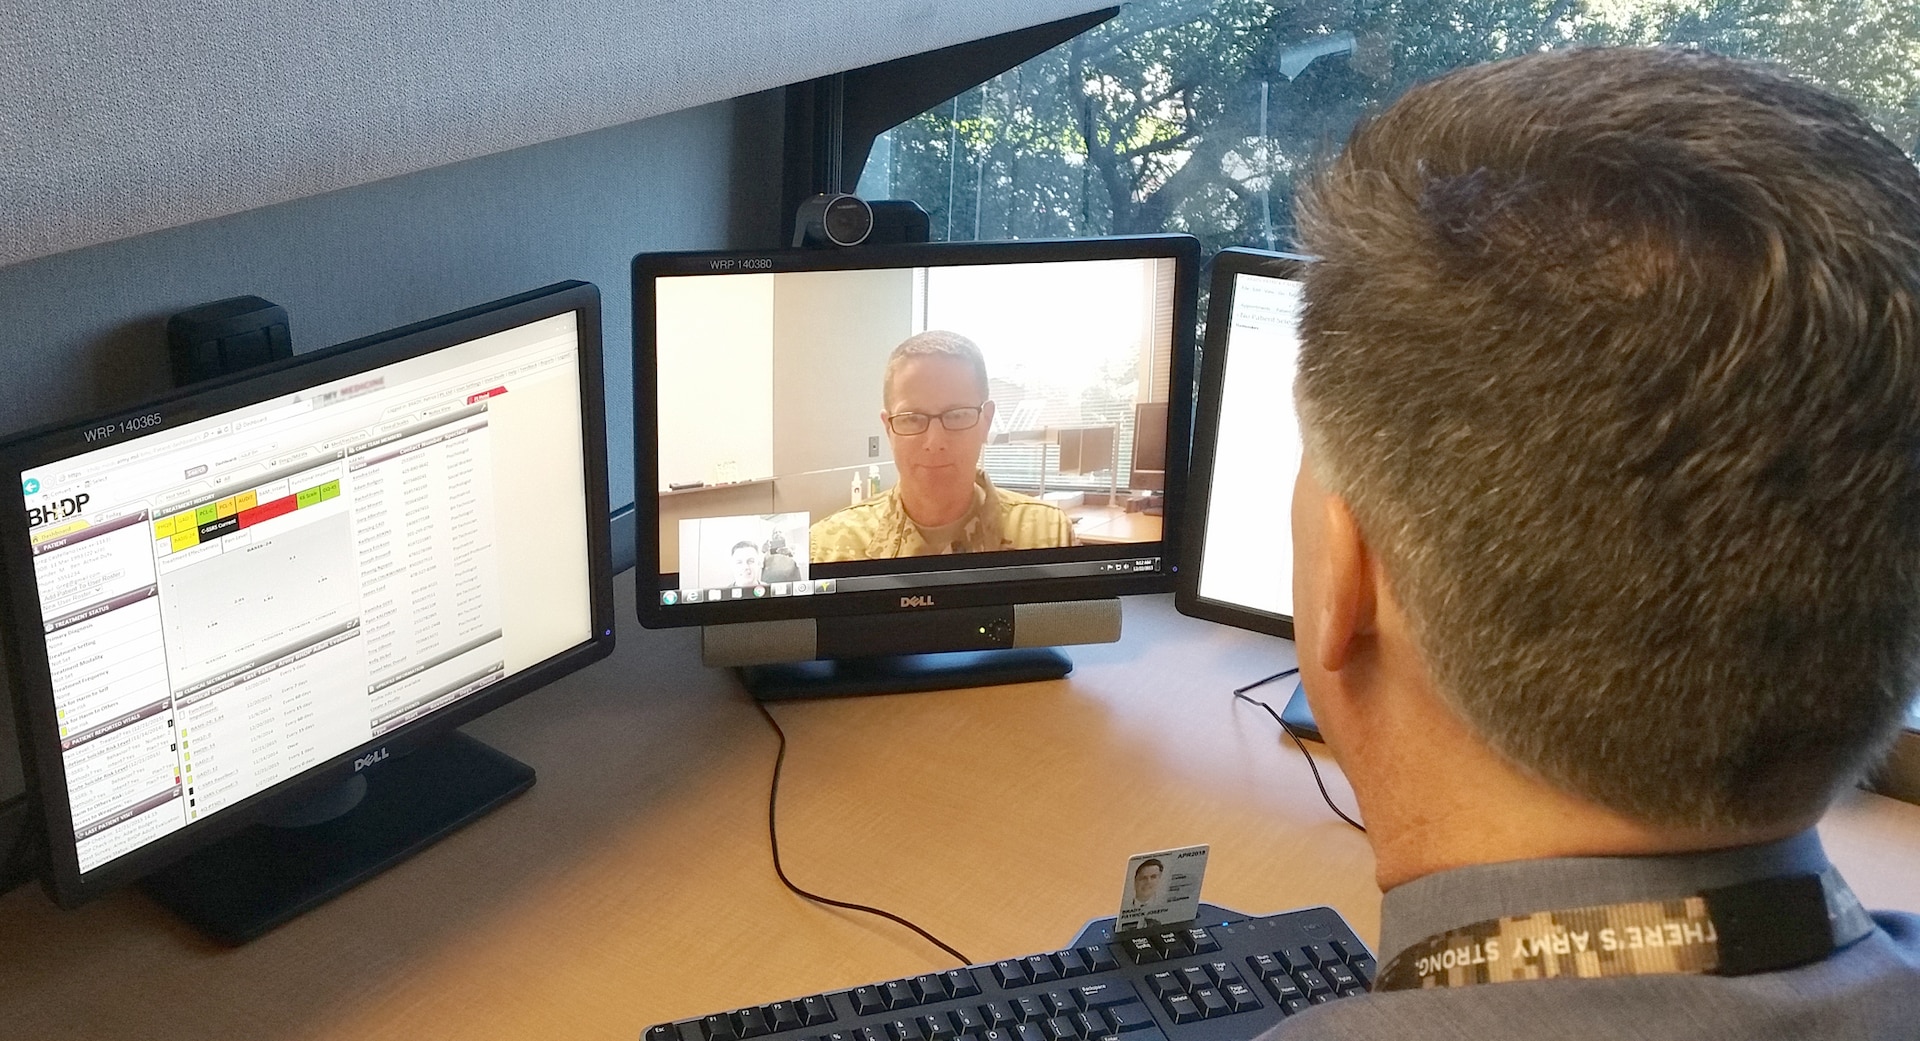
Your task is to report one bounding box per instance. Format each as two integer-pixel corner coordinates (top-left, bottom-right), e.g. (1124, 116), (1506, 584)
(753, 699), (974, 966)
(1231, 670), (1367, 834)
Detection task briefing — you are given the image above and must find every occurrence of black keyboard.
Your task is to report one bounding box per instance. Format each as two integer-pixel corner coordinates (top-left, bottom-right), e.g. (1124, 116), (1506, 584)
(644, 904), (1374, 1041)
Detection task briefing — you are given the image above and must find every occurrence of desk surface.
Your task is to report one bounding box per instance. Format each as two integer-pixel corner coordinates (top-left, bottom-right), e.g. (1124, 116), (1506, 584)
(5, 583), (1919, 1040)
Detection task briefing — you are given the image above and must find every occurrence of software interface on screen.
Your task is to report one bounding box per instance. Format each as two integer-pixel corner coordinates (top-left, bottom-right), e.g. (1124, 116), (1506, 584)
(19, 314), (594, 875)
(1195, 271), (1304, 621)
(649, 256), (1180, 605)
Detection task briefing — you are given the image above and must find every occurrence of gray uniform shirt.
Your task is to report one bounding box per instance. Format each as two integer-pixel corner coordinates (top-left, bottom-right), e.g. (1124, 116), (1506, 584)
(1260, 830), (1920, 1040)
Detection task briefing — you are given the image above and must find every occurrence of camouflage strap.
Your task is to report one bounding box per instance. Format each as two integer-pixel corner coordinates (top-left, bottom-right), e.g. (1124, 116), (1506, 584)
(1375, 868), (1874, 991)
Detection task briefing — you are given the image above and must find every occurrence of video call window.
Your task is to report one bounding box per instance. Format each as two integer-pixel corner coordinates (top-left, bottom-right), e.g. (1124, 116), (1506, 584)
(653, 257), (1179, 586)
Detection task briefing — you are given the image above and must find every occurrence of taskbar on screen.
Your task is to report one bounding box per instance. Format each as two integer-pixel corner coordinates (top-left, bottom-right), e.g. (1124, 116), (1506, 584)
(657, 556), (1161, 606)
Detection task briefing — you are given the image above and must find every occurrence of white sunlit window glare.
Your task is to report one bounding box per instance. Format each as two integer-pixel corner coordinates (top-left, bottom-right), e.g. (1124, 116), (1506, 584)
(856, 0), (1920, 252)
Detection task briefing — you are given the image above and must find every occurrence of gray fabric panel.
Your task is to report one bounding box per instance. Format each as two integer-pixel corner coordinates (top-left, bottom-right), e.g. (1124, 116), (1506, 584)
(0, 89), (786, 809)
(0, 0), (1108, 266)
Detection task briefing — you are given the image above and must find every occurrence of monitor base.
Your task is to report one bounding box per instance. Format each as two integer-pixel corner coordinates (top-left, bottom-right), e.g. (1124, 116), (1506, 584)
(740, 647), (1072, 701)
(1280, 680), (1323, 742)
(140, 730), (533, 945)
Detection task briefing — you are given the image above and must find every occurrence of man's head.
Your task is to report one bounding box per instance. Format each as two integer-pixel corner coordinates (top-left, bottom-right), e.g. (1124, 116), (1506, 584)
(730, 540), (762, 587)
(1293, 48), (1920, 835)
(881, 331), (997, 523)
(1133, 858), (1164, 903)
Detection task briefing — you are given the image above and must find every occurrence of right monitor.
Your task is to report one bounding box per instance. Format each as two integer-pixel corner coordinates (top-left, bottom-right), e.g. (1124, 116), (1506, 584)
(1177, 248), (1310, 639)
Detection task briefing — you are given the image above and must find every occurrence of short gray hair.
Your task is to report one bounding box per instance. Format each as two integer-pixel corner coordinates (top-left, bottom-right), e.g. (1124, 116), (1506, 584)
(884, 330), (990, 406)
(1295, 48), (1920, 830)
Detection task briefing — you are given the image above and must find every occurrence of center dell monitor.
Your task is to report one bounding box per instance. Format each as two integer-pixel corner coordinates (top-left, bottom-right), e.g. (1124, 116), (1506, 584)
(0, 281), (614, 942)
(633, 236), (1200, 697)
(1174, 248), (1316, 728)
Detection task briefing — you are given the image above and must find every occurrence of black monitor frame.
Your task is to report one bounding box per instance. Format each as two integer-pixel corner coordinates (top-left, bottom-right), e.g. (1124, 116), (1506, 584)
(1175, 248), (1311, 641)
(0, 281), (615, 909)
(631, 235), (1201, 631)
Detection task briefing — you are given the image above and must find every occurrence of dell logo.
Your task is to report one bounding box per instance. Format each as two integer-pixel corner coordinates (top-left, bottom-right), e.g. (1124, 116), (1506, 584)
(899, 594), (937, 608)
(353, 748), (389, 771)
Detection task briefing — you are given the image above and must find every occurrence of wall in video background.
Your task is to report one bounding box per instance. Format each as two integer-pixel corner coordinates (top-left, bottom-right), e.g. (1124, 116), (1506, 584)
(652, 258), (1178, 571)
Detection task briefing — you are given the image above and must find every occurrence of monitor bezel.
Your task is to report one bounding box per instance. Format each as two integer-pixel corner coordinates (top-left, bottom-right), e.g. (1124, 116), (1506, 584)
(1174, 248), (1311, 641)
(631, 235), (1201, 630)
(0, 281), (616, 906)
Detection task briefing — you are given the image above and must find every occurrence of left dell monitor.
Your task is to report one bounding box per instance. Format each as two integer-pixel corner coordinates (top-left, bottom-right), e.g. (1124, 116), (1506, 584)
(0, 281), (614, 943)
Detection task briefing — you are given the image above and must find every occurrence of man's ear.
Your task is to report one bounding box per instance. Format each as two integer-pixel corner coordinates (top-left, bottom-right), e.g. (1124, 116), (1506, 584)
(1314, 493), (1376, 674)
(981, 399), (996, 428)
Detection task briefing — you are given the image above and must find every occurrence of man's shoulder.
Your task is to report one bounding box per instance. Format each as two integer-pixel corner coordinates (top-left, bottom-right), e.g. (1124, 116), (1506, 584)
(1261, 922), (1920, 1041)
(810, 496), (902, 560)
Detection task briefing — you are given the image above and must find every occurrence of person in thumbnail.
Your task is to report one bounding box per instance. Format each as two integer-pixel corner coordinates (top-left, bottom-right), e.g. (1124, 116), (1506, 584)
(728, 540), (763, 587)
(760, 530), (804, 584)
(810, 330), (1076, 561)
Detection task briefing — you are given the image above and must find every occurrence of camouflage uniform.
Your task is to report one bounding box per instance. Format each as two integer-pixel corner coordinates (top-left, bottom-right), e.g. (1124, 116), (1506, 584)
(810, 469), (1076, 561)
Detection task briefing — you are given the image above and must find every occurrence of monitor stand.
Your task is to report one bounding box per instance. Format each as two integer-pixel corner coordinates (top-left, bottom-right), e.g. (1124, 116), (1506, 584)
(140, 730), (533, 945)
(740, 647), (1073, 701)
(1280, 680), (1323, 742)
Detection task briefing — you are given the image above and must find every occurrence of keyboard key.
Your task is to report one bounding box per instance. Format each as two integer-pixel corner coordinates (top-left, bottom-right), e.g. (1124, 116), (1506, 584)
(850, 987), (887, 1017)
(1221, 982), (1263, 1013)
(647, 1027), (678, 1041)
(1101, 1003), (1156, 1033)
(1080, 945), (1120, 973)
(1247, 953), (1286, 981)
(883, 980), (918, 1009)
(1070, 1011), (1100, 1038)
(1177, 967), (1210, 993)
(912, 975), (948, 1003)
(1293, 968), (1332, 998)
(1160, 992), (1200, 1024)
(1119, 937), (1159, 964)
(1281, 997), (1311, 1016)
(994, 960), (1029, 988)
(767, 1002), (803, 1032)
(1298, 943), (1341, 969)
(1013, 1023), (1047, 1041)
(1023, 954), (1062, 985)
(733, 1007), (770, 1038)
(1204, 961), (1243, 987)
(1012, 997), (1047, 1023)
(1043, 990), (1079, 1016)
(1054, 949), (1090, 978)
(886, 1018), (922, 1041)
(1331, 939), (1362, 962)
(1310, 993), (1334, 1005)
(700, 1014), (736, 1041)
(1345, 956), (1376, 988)
(950, 1008), (987, 1036)
(1044, 1014), (1082, 1040)
(1144, 972), (1182, 999)
(821, 1031), (857, 1041)
(1261, 973), (1304, 1004)
(919, 1016), (956, 1041)
(983, 1003), (1018, 1029)
(800, 996), (836, 1026)
(1152, 932), (1189, 957)
(1325, 962), (1361, 993)
(979, 1030), (1015, 1041)
(858, 1027), (890, 1041)
(1190, 988), (1229, 1019)
(1072, 981), (1139, 1010)
(943, 969), (981, 999)
(1183, 928), (1221, 955)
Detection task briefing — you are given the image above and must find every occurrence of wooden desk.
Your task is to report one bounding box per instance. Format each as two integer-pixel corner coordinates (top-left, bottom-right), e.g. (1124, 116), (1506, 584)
(4, 583), (1918, 1040)
(1068, 505), (1163, 545)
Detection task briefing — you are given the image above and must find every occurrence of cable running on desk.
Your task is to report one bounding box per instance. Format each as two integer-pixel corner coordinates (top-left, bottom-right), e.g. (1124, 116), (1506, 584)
(1230, 669), (1366, 834)
(753, 700), (973, 965)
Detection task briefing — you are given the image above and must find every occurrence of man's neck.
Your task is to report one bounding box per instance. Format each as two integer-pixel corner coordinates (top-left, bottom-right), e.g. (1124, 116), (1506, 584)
(1349, 687), (1815, 891)
(900, 474), (979, 529)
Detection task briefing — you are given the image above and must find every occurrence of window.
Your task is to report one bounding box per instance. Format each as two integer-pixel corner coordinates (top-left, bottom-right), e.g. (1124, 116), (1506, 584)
(857, 0), (1920, 251)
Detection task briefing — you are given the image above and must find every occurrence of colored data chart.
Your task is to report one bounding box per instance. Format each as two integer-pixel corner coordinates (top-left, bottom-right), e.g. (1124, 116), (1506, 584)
(153, 479), (341, 553)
